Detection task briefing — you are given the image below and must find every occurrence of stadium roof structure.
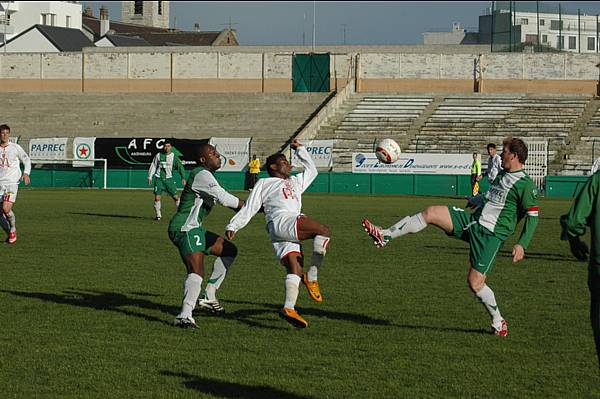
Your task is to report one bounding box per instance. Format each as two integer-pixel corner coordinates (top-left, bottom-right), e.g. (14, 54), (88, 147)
(83, 15), (238, 46)
(0, 25), (94, 52)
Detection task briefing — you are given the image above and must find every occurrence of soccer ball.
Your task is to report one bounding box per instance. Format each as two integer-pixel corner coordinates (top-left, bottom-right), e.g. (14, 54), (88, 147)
(375, 138), (401, 164)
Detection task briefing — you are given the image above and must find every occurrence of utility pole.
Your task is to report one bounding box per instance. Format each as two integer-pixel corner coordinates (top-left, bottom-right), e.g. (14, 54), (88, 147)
(342, 24), (347, 45)
(312, 1), (316, 52)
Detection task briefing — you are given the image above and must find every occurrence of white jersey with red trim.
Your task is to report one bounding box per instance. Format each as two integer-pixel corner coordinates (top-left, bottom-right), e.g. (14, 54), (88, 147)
(0, 143), (31, 185)
(226, 146), (317, 233)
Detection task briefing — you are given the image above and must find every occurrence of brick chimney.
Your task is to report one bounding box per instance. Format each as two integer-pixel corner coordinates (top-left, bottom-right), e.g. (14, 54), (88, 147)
(83, 5), (94, 17)
(100, 5), (110, 37)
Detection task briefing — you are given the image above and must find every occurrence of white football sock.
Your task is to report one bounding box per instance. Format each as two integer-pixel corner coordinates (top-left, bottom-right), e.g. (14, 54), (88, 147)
(5, 211), (16, 233)
(177, 273), (202, 319)
(205, 256), (235, 301)
(308, 235), (330, 281)
(284, 274), (301, 309)
(154, 201), (161, 218)
(383, 213), (427, 239)
(476, 284), (503, 326)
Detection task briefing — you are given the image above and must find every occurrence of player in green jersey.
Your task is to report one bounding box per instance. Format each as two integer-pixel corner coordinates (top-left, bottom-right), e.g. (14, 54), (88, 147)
(560, 172), (600, 368)
(362, 137), (539, 336)
(169, 143), (244, 328)
(148, 140), (186, 221)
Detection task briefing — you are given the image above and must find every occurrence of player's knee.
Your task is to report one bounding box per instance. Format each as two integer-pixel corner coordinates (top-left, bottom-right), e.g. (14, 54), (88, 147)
(223, 240), (238, 258)
(320, 224), (331, 237)
(467, 275), (484, 293)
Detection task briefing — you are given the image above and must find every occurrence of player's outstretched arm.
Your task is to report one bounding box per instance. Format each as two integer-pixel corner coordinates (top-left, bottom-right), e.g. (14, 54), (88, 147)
(225, 180), (264, 237)
(291, 140), (318, 192)
(148, 154), (159, 185)
(18, 145), (31, 185)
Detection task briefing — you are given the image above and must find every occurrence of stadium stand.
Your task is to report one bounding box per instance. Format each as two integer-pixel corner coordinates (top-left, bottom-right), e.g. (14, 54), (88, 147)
(311, 94), (434, 169)
(3, 92), (328, 159)
(560, 99), (600, 175)
(310, 93), (592, 173)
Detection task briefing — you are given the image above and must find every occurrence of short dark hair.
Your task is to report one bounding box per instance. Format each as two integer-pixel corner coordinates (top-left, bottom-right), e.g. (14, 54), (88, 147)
(195, 143), (213, 160)
(503, 137), (528, 163)
(266, 153), (286, 176)
(0, 124), (10, 132)
(163, 139), (172, 146)
(486, 143), (496, 150)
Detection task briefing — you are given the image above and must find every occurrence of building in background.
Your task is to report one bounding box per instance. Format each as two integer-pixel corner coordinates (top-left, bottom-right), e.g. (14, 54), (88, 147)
(423, 22), (480, 45)
(480, 2), (600, 53)
(121, 0), (169, 29)
(0, 1), (82, 44)
(0, 24), (92, 52)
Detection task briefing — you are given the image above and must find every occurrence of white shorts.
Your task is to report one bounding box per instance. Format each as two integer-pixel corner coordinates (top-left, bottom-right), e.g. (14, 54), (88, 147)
(0, 184), (18, 203)
(267, 213), (303, 262)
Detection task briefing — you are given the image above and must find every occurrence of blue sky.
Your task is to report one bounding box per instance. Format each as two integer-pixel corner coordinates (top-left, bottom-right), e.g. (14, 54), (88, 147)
(84, 1), (600, 45)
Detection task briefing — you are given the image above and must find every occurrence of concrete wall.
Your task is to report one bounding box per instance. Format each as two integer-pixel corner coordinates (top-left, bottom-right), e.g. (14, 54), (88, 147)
(0, 48), (598, 94)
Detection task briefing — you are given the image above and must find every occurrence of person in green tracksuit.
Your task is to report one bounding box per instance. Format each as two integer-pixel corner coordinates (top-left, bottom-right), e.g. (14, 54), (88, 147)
(560, 172), (600, 368)
(362, 137), (539, 336)
(148, 140), (186, 221)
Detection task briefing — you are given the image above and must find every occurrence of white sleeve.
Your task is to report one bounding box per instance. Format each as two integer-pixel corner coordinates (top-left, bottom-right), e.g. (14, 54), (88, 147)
(291, 146), (317, 193)
(488, 156), (499, 182)
(17, 145), (31, 175)
(592, 157), (600, 174)
(226, 180), (264, 232)
(148, 154), (159, 179)
(193, 170), (239, 209)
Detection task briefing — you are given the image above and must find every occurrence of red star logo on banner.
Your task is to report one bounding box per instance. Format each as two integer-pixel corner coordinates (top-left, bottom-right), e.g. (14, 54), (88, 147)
(79, 146), (88, 157)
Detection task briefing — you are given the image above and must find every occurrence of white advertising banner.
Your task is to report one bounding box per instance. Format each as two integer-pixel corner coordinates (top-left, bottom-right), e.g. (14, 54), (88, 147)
(291, 140), (334, 169)
(29, 137), (68, 162)
(352, 152), (472, 174)
(209, 137), (250, 172)
(9, 136), (19, 144)
(73, 137), (96, 167)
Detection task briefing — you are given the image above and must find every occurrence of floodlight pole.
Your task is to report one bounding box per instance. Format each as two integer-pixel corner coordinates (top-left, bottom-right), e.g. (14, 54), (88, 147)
(312, 0), (316, 52)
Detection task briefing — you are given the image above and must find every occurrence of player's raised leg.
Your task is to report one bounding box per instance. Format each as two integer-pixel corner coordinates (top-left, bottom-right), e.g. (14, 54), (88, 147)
(198, 232), (238, 315)
(362, 205), (452, 247)
(279, 251), (308, 328)
(297, 215), (331, 302)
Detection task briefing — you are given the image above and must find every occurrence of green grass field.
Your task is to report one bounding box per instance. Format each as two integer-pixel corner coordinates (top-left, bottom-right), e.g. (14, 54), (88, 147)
(1, 189), (599, 398)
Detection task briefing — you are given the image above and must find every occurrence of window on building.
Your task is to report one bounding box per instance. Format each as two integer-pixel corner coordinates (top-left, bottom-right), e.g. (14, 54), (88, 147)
(525, 34), (538, 44)
(542, 34), (548, 43)
(66, 15), (71, 28)
(588, 37), (596, 51)
(134, 1), (143, 15)
(540, 19), (545, 26)
(41, 13), (47, 25)
(520, 18), (528, 25)
(158, 1), (163, 15)
(568, 36), (576, 49)
(550, 20), (563, 30)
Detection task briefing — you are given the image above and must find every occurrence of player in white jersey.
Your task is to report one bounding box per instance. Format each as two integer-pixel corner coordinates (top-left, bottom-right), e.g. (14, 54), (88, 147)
(485, 143), (503, 184)
(0, 124), (31, 244)
(226, 140), (331, 328)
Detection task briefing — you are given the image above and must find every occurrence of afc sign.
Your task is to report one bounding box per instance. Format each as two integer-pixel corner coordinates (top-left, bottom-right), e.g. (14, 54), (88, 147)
(127, 138), (167, 150)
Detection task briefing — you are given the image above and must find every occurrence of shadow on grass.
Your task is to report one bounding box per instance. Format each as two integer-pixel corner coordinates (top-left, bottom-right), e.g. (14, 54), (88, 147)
(224, 299), (490, 335)
(0, 289), (177, 327)
(161, 371), (313, 399)
(68, 212), (148, 220)
(423, 245), (574, 262)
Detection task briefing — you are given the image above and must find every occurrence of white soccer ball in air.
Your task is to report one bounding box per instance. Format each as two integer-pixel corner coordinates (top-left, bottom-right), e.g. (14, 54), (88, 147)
(375, 138), (401, 164)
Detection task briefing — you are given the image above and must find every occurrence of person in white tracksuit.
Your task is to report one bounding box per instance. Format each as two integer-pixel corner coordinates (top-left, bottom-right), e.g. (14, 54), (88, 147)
(0, 124), (31, 244)
(226, 140), (331, 328)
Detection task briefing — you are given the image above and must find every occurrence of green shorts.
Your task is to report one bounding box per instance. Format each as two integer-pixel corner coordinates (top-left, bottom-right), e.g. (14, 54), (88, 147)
(447, 205), (504, 275)
(154, 178), (178, 197)
(168, 227), (219, 259)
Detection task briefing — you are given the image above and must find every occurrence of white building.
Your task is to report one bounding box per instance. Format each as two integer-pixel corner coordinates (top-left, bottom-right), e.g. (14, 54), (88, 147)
(0, 1), (82, 44)
(121, 1), (169, 29)
(480, 9), (600, 52)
